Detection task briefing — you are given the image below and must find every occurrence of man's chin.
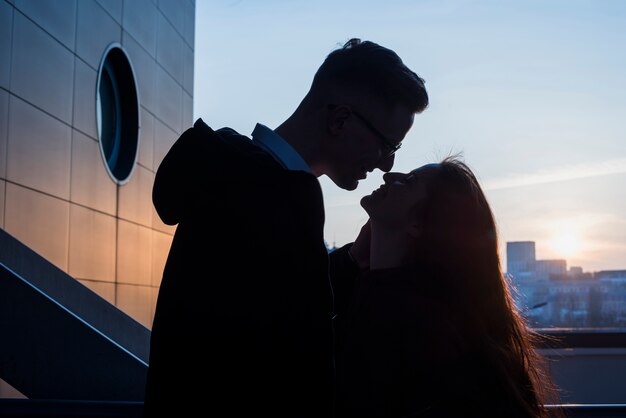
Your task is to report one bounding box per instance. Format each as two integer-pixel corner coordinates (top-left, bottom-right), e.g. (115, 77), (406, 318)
(329, 176), (359, 191)
(342, 180), (359, 191)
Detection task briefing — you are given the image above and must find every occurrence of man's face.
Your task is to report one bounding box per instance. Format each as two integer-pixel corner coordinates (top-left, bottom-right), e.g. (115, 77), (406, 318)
(323, 103), (415, 191)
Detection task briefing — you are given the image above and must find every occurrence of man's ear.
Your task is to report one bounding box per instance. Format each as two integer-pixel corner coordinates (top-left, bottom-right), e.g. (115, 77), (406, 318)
(328, 105), (350, 136)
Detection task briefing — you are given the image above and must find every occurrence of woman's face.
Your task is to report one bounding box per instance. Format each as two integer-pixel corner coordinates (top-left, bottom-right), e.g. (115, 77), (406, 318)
(361, 164), (440, 232)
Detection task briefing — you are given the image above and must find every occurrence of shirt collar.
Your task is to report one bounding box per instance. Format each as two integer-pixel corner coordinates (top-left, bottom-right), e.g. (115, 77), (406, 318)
(251, 123), (311, 173)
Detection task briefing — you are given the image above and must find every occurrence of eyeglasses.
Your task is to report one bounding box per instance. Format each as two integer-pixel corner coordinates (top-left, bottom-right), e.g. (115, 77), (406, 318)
(328, 104), (402, 159)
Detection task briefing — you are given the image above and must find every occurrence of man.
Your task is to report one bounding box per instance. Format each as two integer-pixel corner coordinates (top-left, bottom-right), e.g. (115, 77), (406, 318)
(144, 38), (428, 417)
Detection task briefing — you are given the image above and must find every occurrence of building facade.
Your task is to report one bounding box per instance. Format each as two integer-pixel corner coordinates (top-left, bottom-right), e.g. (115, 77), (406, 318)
(0, 0), (195, 329)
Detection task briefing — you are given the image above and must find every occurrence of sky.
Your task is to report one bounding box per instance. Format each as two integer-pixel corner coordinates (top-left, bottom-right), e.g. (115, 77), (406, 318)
(192, 0), (626, 272)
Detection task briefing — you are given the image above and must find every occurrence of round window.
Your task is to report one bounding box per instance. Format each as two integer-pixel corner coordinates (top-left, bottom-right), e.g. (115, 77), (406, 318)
(96, 44), (139, 184)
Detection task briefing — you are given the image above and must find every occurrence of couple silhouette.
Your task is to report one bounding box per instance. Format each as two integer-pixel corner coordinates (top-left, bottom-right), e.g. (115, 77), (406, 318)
(143, 38), (558, 418)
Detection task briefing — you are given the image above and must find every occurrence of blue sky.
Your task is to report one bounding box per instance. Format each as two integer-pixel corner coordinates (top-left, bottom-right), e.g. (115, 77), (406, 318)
(193, 0), (626, 271)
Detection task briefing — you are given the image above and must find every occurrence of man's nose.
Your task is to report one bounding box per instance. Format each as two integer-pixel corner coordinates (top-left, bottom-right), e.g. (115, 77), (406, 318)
(376, 153), (395, 173)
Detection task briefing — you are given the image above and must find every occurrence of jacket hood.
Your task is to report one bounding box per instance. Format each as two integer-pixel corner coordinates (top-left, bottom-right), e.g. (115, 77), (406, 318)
(153, 119), (243, 225)
(152, 119), (278, 225)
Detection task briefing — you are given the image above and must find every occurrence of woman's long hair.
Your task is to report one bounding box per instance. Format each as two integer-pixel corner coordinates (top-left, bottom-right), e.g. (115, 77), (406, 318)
(415, 156), (559, 417)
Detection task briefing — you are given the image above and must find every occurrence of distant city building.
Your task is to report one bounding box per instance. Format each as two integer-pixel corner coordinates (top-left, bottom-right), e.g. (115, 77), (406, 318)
(596, 270), (626, 280)
(535, 259), (567, 280)
(569, 266), (584, 276)
(506, 241), (626, 328)
(507, 241), (536, 275)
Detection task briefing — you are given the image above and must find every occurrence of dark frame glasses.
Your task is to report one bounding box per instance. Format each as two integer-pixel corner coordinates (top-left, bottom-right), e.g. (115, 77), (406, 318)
(328, 104), (401, 158)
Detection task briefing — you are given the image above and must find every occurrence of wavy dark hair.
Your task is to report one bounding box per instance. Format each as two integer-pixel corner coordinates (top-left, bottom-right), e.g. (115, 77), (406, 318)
(415, 156), (560, 418)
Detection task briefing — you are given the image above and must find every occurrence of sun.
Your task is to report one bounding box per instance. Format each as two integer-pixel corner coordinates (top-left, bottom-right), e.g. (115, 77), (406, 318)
(549, 230), (582, 259)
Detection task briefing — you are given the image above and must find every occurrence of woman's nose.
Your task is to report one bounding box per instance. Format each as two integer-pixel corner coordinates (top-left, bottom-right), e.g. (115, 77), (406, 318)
(383, 172), (403, 183)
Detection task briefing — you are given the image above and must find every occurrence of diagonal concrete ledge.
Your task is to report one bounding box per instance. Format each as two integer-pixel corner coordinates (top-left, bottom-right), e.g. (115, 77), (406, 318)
(0, 229), (150, 363)
(0, 229), (150, 400)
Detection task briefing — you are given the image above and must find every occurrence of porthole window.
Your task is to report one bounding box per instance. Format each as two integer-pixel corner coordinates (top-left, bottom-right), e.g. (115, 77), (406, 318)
(96, 44), (139, 184)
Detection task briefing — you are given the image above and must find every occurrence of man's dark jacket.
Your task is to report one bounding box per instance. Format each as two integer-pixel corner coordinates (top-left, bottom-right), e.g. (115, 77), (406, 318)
(144, 119), (356, 417)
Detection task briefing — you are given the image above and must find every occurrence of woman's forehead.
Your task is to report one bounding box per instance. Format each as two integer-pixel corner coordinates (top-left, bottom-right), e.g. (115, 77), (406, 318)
(410, 163), (440, 176)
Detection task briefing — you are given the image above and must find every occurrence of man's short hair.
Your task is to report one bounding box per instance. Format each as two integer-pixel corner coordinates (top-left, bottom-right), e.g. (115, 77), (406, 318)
(311, 38), (429, 113)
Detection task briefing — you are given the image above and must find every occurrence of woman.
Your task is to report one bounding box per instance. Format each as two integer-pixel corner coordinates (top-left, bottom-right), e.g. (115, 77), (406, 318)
(334, 156), (559, 418)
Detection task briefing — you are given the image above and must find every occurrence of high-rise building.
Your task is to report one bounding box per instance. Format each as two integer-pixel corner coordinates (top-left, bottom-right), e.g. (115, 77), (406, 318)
(506, 241), (536, 275)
